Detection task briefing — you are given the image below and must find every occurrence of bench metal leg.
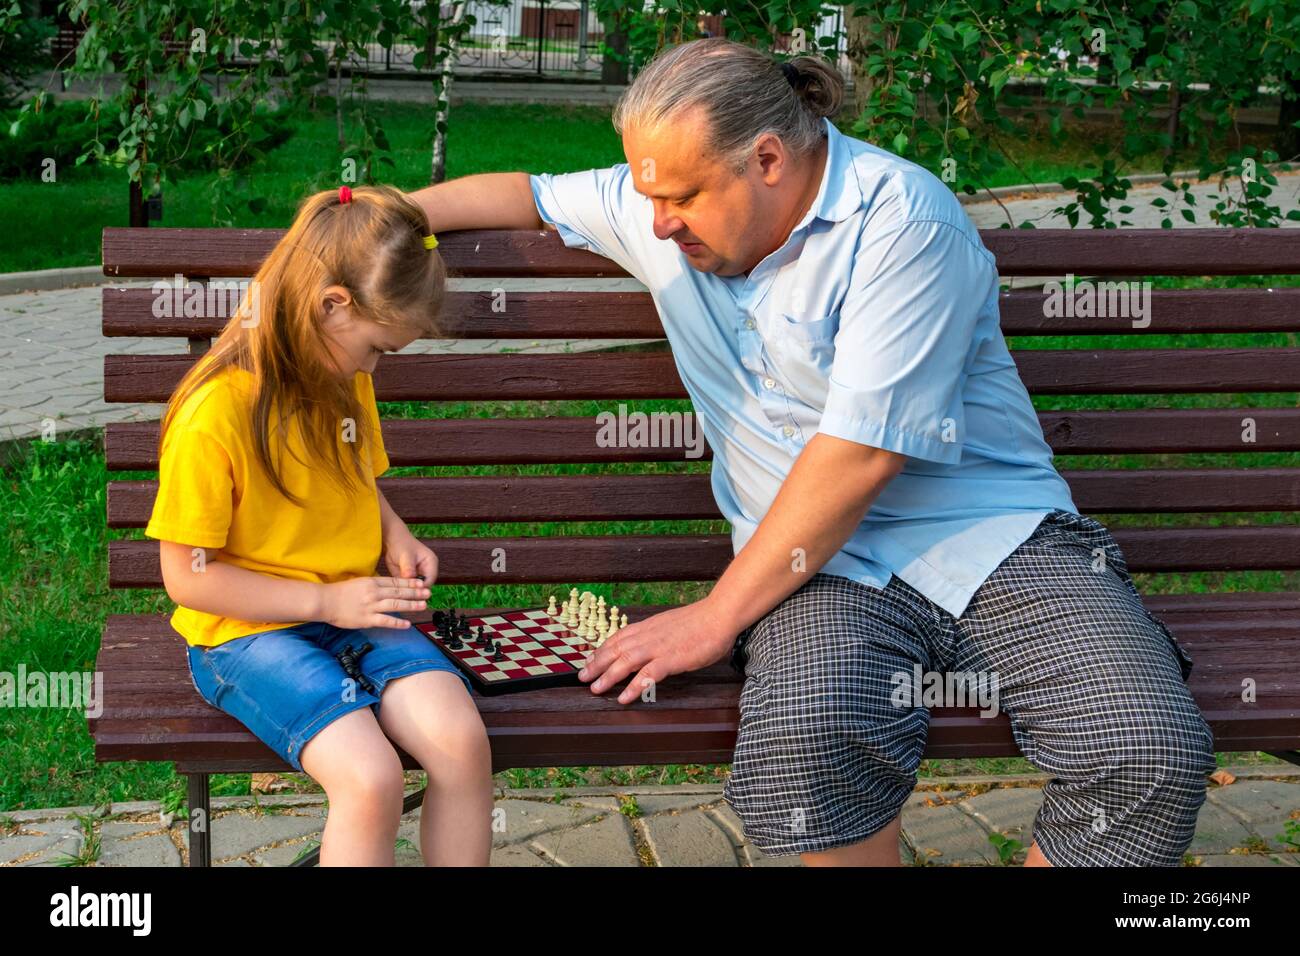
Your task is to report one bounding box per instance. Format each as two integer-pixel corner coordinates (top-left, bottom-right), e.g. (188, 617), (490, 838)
(289, 786), (428, 867)
(187, 773), (211, 867)
(1264, 750), (1300, 769)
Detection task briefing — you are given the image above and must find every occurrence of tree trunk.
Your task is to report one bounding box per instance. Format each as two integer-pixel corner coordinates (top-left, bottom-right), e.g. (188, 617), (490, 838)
(430, 2), (468, 185)
(844, 4), (879, 119)
(600, 8), (629, 85)
(1276, 70), (1300, 163)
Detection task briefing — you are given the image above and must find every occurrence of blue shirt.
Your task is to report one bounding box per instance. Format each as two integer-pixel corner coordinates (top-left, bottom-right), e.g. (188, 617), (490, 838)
(529, 117), (1077, 617)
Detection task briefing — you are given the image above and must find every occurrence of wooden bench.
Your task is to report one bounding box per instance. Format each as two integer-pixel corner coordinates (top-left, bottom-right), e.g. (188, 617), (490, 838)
(91, 225), (1300, 866)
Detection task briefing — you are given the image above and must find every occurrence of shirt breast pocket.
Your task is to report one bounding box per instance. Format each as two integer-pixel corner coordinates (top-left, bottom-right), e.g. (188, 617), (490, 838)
(763, 311), (839, 401)
(775, 311), (838, 363)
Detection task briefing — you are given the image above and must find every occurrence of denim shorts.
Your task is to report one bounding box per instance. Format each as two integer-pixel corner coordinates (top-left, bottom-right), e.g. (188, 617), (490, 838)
(185, 619), (473, 772)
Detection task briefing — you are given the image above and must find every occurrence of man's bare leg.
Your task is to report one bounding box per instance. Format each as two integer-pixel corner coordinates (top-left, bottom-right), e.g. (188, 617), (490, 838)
(1024, 841), (1053, 866)
(800, 813), (903, 866)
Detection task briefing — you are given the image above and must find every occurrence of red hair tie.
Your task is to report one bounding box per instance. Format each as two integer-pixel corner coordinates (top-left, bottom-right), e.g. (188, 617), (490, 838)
(339, 185), (352, 204)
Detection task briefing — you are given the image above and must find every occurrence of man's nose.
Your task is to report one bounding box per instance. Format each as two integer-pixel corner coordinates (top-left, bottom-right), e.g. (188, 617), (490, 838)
(651, 203), (682, 241)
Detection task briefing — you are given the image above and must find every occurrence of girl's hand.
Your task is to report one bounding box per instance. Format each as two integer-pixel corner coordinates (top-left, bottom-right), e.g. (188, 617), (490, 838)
(317, 576), (430, 630)
(384, 528), (439, 586)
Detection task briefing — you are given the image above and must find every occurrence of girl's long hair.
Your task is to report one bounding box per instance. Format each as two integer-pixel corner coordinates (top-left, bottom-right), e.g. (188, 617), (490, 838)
(158, 185), (446, 506)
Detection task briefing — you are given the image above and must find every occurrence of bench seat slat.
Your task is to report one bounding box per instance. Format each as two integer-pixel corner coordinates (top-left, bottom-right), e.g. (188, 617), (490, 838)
(106, 469), (1300, 527)
(103, 348), (1300, 403)
(102, 285), (1300, 339)
(86, 608), (1300, 767)
(101, 227), (1300, 278)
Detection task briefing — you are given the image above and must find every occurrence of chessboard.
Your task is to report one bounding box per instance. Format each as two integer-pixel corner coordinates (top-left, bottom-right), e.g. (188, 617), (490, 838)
(417, 607), (601, 696)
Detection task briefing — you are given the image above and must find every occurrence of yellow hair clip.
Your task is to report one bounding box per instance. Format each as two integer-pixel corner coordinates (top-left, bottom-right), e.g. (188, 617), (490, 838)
(423, 233), (439, 250)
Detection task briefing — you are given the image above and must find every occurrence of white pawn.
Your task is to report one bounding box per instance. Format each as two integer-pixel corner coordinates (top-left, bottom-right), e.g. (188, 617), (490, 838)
(620, 613), (628, 629)
(546, 594), (559, 617)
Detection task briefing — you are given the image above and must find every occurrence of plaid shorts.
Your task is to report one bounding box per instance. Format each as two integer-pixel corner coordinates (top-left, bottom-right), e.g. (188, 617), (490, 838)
(722, 509), (1216, 864)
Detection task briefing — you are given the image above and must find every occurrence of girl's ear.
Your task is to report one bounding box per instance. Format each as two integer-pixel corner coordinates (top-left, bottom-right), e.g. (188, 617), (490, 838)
(321, 285), (353, 316)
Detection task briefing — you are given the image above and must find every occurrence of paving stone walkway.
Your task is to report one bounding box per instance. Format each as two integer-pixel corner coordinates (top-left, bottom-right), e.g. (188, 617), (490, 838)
(2, 770), (1296, 867)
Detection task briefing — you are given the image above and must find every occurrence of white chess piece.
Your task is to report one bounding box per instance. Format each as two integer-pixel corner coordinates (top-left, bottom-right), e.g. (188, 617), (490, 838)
(547, 595), (559, 617)
(620, 613), (628, 629)
(608, 605), (619, 635)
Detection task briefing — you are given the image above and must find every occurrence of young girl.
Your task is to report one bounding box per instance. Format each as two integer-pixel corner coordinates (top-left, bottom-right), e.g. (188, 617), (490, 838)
(146, 184), (493, 866)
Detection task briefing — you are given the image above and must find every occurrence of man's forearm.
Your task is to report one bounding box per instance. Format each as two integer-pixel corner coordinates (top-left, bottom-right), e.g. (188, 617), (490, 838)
(408, 172), (544, 233)
(704, 434), (905, 636)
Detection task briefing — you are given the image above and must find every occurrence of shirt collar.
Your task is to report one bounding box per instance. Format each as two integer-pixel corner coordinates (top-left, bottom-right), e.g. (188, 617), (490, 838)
(795, 117), (863, 230)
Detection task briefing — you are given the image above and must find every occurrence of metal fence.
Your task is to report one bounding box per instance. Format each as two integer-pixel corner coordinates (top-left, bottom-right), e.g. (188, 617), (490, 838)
(49, 2), (854, 83)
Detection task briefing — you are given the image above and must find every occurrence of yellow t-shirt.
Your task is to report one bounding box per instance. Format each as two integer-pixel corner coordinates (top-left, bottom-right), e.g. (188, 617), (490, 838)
(144, 365), (391, 647)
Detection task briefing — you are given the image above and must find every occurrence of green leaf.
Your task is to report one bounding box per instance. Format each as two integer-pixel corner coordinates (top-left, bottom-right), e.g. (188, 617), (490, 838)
(891, 132), (908, 155)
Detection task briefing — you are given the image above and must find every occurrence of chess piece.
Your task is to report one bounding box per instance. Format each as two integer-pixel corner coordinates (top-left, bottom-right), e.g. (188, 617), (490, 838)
(620, 613), (628, 629)
(547, 594), (559, 617)
(608, 606), (620, 636)
(336, 643), (377, 696)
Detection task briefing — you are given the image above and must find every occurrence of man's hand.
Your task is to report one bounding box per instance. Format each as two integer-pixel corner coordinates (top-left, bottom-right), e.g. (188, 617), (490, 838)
(578, 598), (739, 705)
(383, 527), (439, 587)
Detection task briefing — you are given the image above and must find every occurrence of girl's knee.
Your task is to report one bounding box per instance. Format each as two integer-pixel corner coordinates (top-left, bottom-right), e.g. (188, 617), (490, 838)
(422, 712), (492, 784)
(315, 743), (406, 804)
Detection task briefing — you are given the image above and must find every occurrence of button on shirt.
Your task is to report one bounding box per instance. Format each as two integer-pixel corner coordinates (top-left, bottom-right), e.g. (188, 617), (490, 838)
(528, 117), (1077, 617)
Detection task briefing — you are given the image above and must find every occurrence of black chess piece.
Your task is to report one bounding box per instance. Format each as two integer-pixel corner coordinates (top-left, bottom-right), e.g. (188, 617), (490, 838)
(336, 642), (377, 696)
(490, 642), (506, 662)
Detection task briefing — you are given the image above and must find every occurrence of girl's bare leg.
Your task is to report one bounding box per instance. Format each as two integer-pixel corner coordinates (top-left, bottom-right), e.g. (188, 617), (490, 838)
(375, 671), (493, 866)
(299, 707), (406, 866)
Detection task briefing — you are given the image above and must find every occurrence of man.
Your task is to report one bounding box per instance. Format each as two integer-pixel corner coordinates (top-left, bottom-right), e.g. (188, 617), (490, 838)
(408, 37), (1215, 866)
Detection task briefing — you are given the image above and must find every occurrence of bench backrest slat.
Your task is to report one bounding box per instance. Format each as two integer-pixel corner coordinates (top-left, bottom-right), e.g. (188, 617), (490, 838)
(103, 409), (1300, 469)
(102, 286), (1300, 338)
(103, 227), (1300, 277)
(100, 226), (1300, 593)
(105, 525), (1300, 589)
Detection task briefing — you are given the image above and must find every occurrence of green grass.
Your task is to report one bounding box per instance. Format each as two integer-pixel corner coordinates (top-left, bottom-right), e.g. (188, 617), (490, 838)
(1, 98), (1288, 272)
(1, 99), (1297, 812)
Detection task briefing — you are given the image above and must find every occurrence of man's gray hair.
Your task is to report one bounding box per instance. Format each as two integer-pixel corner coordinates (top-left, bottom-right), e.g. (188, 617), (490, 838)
(612, 37), (844, 175)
